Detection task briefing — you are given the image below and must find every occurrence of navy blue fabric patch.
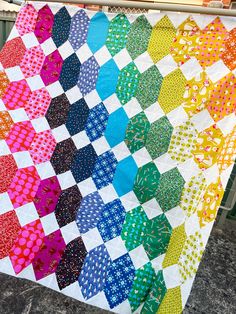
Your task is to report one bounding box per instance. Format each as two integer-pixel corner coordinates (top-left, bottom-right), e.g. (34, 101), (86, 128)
(104, 253), (135, 308)
(85, 102), (108, 142)
(52, 7), (71, 47)
(65, 98), (90, 136)
(92, 151), (117, 190)
(71, 144), (98, 183)
(97, 199), (126, 242)
(59, 53), (81, 91)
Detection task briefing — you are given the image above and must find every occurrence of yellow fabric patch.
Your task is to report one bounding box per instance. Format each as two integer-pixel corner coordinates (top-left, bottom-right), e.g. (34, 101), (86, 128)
(157, 286), (182, 314)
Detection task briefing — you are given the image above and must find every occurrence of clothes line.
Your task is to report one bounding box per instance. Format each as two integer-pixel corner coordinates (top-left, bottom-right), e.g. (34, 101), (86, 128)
(28, 0), (236, 16)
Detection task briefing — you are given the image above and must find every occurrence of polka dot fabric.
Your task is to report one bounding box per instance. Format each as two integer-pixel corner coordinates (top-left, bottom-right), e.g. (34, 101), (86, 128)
(0, 3), (236, 314)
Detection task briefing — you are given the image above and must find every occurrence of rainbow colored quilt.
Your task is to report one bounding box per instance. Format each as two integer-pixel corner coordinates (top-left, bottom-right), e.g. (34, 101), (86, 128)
(0, 2), (236, 313)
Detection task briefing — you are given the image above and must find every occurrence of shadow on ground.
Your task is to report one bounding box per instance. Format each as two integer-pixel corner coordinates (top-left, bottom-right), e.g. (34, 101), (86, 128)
(0, 219), (235, 314)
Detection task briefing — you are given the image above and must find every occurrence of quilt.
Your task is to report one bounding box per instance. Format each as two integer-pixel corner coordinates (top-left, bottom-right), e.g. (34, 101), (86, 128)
(0, 2), (236, 313)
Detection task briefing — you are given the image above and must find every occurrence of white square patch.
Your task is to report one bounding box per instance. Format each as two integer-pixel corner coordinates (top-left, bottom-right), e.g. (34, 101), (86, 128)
(57, 171), (76, 190)
(134, 51), (154, 73)
(52, 125), (71, 143)
(40, 212), (60, 236)
(65, 85), (82, 104)
(26, 75), (45, 91)
(13, 151), (34, 169)
(217, 113), (236, 136)
(15, 202), (39, 226)
(129, 245), (149, 269)
(0, 193), (13, 214)
(5, 66), (24, 82)
(9, 108), (29, 123)
(165, 206), (186, 229)
(103, 93), (122, 114)
(142, 198), (162, 219)
(185, 213), (200, 237)
(190, 109), (214, 133)
(205, 60), (230, 83)
(180, 57), (203, 80)
(58, 40), (74, 60)
(91, 136), (110, 156)
(99, 184), (118, 204)
(154, 152), (177, 174)
(132, 147), (152, 168)
(60, 221), (81, 244)
(22, 32), (39, 49)
(76, 43), (93, 63)
(0, 99), (6, 111)
(163, 264), (181, 289)
(46, 81), (64, 98)
(94, 46), (112, 67)
(82, 228), (104, 251)
(113, 48), (132, 70)
(31, 117), (50, 133)
(144, 102), (165, 124)
(72, 130), (91, 150)
(0, 140), (11, 156)
(77, 177), (97, 197)
(167, 105), (188, 128)
(41, 37), (57, 56)
(156, 54), (178, 77)
(84, 89), (101, 109)
(36, 161), (56, 180)
(112, 142), (131, 162)
(105, 236), (127, 261)
(177, 158), (200, 183)
(120, 191), (140, 212)
(123, 98), (142, 119)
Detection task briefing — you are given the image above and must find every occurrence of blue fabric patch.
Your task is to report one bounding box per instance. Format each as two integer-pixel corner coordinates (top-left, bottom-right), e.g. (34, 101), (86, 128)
(59, 53), (81, 91)
(92, 151), (118, 190)
(71, 144), (97, 183)
(104, 253), (135, 308)
(112, 156), (138, 197)
(77, 56), (100, 96)
(85, 103), (109, 142)
(96, 59), (120, 101)
(97, 199), (126, 242)
(65, 98), (90, 136)
(76, 191), (104, 234)
(86, 12), (109, 53)
(78, 244), (111, 300)
(52, 7), (71, 47)
(68, 10), (90, 51)
(104, 107), (129, 147)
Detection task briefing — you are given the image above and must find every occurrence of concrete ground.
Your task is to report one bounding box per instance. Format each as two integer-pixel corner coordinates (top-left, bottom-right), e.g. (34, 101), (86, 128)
(0, 219), (235, 314)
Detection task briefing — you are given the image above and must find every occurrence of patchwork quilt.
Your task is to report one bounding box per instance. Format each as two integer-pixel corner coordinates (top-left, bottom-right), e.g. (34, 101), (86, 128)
(0, 2), (236, 313)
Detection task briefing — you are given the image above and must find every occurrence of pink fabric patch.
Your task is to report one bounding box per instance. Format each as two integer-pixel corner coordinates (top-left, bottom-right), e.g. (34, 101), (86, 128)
(2, 80), (31, 110)
(6, 121), (36, 153)
(9, 220), (44, 274)
(40, 50), (63, 86)
(23, 88), (51, 120)
(7, 166), (41, 208)
(33, 177), (61, 217)
(29, 130), (57, 164)
(34, 5), (54, 44)
(0, 37), (26, 69)
(20, 46), (45, 78)
(32, 229), (66, 280)
(15, 4), (38, 36)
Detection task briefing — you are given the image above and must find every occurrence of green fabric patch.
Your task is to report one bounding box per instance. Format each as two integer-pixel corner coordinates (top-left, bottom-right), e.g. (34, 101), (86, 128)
(133, 162), (160, 204)
(125, 111), (150, 153)
(128, 262), (156, 312)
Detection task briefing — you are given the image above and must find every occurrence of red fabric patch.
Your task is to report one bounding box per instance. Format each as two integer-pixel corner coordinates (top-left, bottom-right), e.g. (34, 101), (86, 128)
(0, 37), (26, 69)
(2, 80), (32, 110)
(0, 155), (17, 193)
